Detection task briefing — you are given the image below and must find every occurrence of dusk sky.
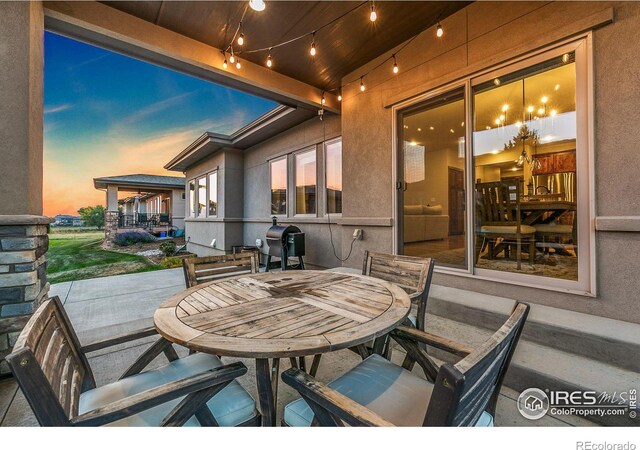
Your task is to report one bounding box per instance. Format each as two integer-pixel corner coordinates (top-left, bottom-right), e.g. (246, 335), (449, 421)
(44, 31), (277, 216)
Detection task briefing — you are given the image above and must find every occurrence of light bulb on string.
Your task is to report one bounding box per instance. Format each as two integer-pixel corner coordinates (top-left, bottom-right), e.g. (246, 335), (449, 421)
(360, 77), (365, 92)
(392, 54), (398, 74)
(236, 59), (241, 69)
(321, 92), (326, 105)
(229, 49), (235, 64)
(338, 89), (342, 102)
(436, 22), (444, 38)
(249, 0), (266, 12)
(266, 51), (273, 68)
(237, 33), (245, 46)
(369, 2), (377, 22)
(223, 58), (228, 69)
(310, 32), (317, 56)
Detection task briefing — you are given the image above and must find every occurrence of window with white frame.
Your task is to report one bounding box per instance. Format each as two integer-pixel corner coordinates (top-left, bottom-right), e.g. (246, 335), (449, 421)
(188, 180), (195, 217)
(270, 157), (287, 215)
(208, 171), (218, 216)
(197, 177), (207, 218)
(295, 148), (317, 215)
(325, 138), (342, 214)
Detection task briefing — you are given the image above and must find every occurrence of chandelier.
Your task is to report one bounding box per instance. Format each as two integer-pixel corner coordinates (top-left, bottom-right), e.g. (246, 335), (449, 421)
(504, 124), (541, 171)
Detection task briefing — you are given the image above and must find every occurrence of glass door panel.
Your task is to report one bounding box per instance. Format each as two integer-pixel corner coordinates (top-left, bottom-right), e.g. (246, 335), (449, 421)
(398, 88), (467, 269)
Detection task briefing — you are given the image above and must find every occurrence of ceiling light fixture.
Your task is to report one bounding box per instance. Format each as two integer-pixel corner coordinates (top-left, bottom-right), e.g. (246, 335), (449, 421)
(360, 76), (365, 92)
(249, 0), (266, 12)
(436, 22), (444, 38)
(229, 49), (235, 64)
(236, 59), (241, 69)
(321, 92), (326, 105)
(338, 88), (342, 102)
(369, 2), (377, 22)
(392, 54), (398, 74)
(266, 50), (273, 68)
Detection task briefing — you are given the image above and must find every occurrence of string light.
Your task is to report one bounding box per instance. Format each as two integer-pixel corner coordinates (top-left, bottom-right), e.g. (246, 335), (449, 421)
(369, 2), (377, 22)
(338, 89), (342, 102)
(360, 76), (365, 92)
(238, 33), (245, 46)
(392, 54), (398, 74)
(310, 32), (317, 56)
(249, 0), (266, 12)
(266, 51), (273, 68)
(223, 58), (228, 69)
(436, 22), (444, 38)
(229, 49), (235, 64)
(321, 92), (326, 105)
(236, 59), (242, 69)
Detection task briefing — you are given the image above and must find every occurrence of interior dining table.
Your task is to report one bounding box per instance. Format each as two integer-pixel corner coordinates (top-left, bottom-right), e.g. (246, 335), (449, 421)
(519, 199), (576, 225)
(154, 270), (411, 426)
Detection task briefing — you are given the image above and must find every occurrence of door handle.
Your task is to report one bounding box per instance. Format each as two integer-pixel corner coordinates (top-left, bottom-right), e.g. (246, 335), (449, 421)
(403, 181), (408, 192)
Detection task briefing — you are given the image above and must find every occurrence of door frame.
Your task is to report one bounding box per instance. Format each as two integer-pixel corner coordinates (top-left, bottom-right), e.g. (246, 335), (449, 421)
(392, 80), (470, 273)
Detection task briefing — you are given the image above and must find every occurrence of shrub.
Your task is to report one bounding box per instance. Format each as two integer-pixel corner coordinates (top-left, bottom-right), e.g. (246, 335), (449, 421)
(159, 240), (177, 257)
(113, 231), (156, 247)
(159, 256), (184, 269)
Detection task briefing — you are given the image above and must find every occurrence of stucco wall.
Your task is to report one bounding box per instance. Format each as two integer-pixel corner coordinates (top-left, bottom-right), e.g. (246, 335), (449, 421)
(242, 114), (347, 268)
(0, 2), (44, 216)
(340, 1), (640, 323)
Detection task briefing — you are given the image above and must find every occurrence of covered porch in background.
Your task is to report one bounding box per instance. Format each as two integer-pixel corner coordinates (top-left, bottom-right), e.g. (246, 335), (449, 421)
(93, 174), (186, 240)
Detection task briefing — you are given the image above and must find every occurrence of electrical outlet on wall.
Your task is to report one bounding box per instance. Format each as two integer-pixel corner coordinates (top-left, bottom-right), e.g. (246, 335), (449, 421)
(353, 229), (364, 240)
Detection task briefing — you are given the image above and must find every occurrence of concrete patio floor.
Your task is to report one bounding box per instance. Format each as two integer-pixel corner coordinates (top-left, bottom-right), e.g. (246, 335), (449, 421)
(0, 268), (594, 427)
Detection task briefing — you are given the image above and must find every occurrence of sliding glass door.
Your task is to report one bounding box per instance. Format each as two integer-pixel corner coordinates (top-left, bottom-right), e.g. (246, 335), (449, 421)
(397, 87), (467, 269)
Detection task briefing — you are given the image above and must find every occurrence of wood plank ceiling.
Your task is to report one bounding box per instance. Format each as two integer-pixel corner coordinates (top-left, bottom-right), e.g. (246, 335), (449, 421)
(100, 1), (469, 91)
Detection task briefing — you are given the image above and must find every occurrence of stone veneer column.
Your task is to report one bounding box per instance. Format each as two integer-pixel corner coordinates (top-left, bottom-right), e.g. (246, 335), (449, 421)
(104, 210), (119, 242)
(0, 215), (53, 376)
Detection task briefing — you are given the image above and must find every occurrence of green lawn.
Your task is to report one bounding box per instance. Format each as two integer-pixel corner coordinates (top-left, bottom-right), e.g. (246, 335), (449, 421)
(47, 233), (161, 283)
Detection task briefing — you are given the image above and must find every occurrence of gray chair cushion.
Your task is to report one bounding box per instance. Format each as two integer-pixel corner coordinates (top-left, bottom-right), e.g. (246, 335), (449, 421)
(284, 354), (494, 427)
(79, 353), (258, 426)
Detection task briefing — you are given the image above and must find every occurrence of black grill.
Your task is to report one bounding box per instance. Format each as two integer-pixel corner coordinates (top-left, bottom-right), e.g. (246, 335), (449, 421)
(265, 217), (305, 271)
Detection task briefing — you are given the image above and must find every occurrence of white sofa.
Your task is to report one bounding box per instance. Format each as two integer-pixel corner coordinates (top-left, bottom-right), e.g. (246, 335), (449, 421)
(403, 204), (449, 243)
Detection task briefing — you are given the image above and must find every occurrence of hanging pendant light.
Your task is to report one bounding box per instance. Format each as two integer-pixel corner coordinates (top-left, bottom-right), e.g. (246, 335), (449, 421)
(436, 22), (444, 38)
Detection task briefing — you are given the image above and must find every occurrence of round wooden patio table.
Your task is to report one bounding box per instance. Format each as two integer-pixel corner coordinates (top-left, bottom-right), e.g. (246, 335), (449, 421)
(154, 270), (411, 426)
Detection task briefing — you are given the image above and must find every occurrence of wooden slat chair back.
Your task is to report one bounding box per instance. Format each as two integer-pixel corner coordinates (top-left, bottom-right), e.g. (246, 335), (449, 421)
(475, 182), (535, 268)
(182, 251), (259, 288)
(6, 296), (96, 426)
(362, 251), (434, 328)
(425, 303), (529, 426)
(475, 181), (518, 226)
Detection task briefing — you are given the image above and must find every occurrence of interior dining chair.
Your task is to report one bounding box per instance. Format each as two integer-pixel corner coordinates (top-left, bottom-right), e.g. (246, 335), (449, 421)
(182, 251), (259, 288)
(475, 182), (536, 270)
(6, 296), (260, 427)
(281, 302), (529, 427)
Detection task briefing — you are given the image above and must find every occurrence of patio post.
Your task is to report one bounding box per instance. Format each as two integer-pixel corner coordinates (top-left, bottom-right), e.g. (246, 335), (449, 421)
(104, 184), (119, 242)
(0, 2), (49, 376)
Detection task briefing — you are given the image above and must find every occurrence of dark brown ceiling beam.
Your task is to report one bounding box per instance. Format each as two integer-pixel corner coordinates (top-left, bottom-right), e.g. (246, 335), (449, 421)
(43, 1), (340, 113)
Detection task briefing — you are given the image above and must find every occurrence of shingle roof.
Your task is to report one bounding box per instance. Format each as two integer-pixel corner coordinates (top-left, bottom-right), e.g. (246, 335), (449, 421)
(94, 174), (185, 189)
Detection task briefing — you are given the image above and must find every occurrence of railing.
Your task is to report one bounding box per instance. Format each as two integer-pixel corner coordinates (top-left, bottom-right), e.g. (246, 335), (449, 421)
(118, 213), (172, 229)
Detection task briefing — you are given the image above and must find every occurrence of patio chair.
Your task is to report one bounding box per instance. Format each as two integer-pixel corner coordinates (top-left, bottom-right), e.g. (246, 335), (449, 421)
(356, 251), (435, 361)
(6, 296), (260, 427)
(281, 302), (529, 427)
(182, 251), (259, 288)
(475, 182), (535, 270)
